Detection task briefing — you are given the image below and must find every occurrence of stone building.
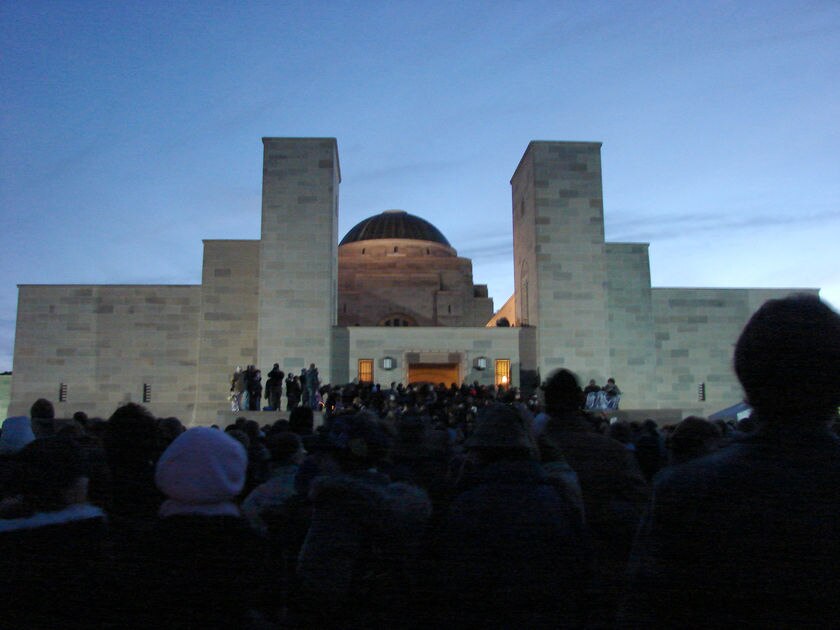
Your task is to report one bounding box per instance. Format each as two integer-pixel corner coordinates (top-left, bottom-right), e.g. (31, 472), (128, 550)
(337, 210), (493, 328)
(8, 137), (816, 424)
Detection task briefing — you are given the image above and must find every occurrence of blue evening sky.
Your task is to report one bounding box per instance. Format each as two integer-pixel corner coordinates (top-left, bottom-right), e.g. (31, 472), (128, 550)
(1, 1), (838, 371)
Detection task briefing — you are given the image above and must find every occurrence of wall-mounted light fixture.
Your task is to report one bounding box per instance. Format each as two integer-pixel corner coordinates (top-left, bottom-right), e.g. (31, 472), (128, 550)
(381, 356), (396, 370)
(474, 356), (487, 371)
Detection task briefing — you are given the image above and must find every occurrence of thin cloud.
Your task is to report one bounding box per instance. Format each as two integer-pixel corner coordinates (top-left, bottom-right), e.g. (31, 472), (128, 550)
(608, 208), (840, 242)
(459, 234), (514, 260)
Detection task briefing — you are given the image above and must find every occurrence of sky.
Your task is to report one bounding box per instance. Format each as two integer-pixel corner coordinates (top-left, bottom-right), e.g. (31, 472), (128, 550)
(1, 1), (838, 372)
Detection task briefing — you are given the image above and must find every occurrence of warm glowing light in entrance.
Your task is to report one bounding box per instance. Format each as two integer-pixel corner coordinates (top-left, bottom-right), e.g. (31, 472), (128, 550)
(358, 359), (374, 383)
(495, 359), (511, 387)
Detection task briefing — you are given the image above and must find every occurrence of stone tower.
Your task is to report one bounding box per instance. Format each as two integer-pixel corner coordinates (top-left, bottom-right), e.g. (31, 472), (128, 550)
(258, 138), (340, 382)
(511, 141), (611, 382)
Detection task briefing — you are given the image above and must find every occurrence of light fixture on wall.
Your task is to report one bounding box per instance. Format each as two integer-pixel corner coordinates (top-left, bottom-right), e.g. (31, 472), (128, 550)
(381, 356), (396, 370)
(474, 356), (487, 370)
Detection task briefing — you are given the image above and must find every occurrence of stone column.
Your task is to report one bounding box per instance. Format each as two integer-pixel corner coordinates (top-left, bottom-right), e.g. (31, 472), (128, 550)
(511, 141), (610, 383)
(258, 138), (340, 383)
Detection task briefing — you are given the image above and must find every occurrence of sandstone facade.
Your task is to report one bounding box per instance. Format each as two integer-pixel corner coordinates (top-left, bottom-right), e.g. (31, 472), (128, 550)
(8, 138), (817, 423)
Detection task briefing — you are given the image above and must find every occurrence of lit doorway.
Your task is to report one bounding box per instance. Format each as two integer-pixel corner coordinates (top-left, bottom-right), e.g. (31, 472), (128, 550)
(408, 362), (459, 387)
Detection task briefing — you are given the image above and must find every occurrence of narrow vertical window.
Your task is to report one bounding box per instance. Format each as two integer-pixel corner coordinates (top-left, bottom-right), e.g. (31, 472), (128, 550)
(494, 359), (511, 387)
(358, 359), (374, 384)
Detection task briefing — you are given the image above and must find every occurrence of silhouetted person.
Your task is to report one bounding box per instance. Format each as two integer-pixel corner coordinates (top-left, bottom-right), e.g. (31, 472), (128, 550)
(121, 428), (267, 629)
(633, 419), (666, 481)
(103, 403), (164, 522)
(665, 415), (721, 466)
(427, 403), (590, 627)
(30, 398), (55, 438)
(622, 294), (840, 628)
(0, 437), (107, 627)
(265, 363), (284, 410)
(539, 369), (648, 625)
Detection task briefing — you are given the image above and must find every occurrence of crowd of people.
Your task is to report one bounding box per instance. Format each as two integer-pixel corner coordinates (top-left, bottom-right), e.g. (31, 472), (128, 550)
(232, 363), (322, 413)
(0, 294), (838, 628)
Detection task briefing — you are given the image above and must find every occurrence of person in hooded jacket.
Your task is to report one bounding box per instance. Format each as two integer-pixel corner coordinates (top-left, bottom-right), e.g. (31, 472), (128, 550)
(424, 403), (591, 628)
(292, 411), (432, 628)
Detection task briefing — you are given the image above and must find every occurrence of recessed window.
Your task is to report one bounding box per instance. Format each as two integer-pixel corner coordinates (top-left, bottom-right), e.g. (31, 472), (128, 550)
(358, 359), (374, 384)
(495, 359), (511, 387)
(393, 246), (399, 253)
(379, 313), (417, 327)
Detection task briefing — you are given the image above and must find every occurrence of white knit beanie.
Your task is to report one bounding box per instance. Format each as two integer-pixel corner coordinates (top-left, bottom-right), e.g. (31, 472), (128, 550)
(0, 416), (36, 454)
(155, 427), (247, 504)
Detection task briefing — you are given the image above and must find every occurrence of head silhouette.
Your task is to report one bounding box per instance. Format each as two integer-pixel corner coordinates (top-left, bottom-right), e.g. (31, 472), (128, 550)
(734, 294), (840, 422)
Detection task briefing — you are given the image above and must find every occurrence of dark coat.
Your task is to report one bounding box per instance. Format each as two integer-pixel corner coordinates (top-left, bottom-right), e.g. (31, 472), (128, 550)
(540, 412), (649, 553)
(294, 473), (431, 628)
(426, 459), (591, 628)
(0, 506), (108, 628)
(114, 514), (268, 629)
(621, 425), (840, 628)
(286, 377), (302, 407)
(633, 431), (666, 481)
(540, 411), (649, 624)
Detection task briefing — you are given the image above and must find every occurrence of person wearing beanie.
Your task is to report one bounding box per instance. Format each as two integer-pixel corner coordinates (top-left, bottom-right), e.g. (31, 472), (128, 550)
(155, 427), (247, 517)
(425, 403), (590, 627)
(117, 427), (268, 629)
(622, 295), (840, 628)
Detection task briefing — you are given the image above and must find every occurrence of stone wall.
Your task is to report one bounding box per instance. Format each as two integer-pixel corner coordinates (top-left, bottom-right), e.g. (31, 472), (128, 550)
(194, 240), (260, 424)
(10, 284), (200, 419)
(258, 138), (340, 382)
(651, 287), (818, 415)
(489, 294), (516, 327)
(605, 243), (657, 408)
